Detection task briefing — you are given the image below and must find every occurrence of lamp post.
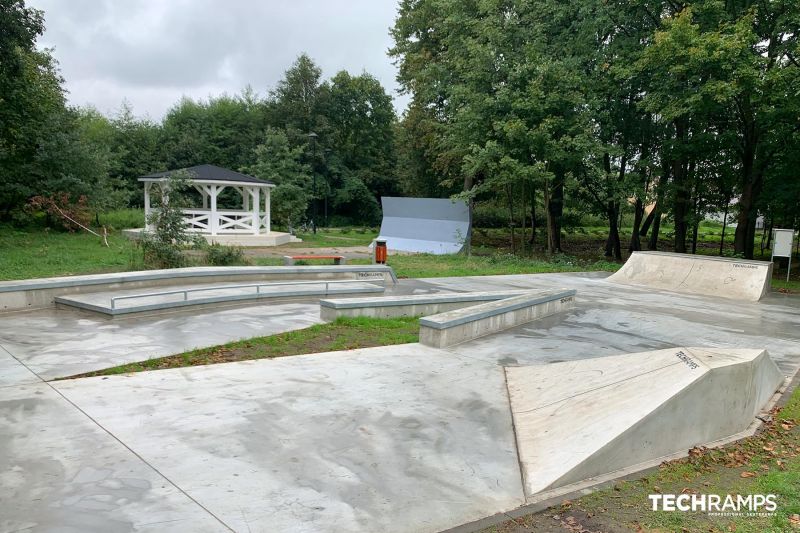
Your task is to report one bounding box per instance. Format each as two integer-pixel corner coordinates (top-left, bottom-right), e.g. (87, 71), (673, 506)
(307, 132), (318, 234)
(323, 147), (332, 227)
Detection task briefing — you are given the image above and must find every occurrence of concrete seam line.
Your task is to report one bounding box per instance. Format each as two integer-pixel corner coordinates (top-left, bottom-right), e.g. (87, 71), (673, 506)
(44, 384), (236, 532)
(502, 366), (529, 503)
(0, 344), (235, 532)
(0, 344), (43, 383)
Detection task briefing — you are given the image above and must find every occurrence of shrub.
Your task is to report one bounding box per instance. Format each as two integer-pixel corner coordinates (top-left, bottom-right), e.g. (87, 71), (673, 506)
(140, 172), (202, 269)
(205, 243), (247, 266)
(27, 193), (92, 232)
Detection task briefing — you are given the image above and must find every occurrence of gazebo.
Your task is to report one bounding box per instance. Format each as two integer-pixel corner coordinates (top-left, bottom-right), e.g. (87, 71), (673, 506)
(137, 164), (292, 246)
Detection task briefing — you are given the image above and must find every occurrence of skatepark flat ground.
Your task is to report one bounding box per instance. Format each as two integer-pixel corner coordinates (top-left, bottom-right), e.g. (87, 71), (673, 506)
(2, 272), (800, 532)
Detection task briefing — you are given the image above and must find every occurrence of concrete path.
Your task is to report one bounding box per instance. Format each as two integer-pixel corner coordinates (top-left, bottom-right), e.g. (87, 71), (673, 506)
(2, 272), (800, 532)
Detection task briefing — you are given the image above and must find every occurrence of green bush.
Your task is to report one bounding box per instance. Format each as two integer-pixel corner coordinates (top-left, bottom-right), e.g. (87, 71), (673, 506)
(204, 243), (247, 266)
(140, 172), (201, 269)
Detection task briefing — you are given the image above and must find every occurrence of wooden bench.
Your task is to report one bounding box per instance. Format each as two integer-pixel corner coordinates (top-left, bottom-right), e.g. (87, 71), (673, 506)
(283, 255), (347, 266)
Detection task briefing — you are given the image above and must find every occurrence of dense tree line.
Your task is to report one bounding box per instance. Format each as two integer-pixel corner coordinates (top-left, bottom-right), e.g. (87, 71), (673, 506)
(3, 0), (799, 259)
(1, 1), (398, 228)
(390, 0), (800, 259)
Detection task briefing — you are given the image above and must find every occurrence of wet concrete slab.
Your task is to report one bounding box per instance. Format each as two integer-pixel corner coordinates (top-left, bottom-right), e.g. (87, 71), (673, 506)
(2, 271), (800, 532)
(0, 301), (322, 379)
(0, 381), (225, 532)
(52, 345), (522, 533)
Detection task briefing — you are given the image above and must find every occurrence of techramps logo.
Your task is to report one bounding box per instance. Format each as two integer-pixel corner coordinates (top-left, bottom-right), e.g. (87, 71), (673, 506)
(649, 493), (777, 517)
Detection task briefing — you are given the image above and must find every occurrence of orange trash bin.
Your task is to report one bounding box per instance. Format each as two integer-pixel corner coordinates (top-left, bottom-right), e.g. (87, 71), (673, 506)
(374, 239), (387, 264)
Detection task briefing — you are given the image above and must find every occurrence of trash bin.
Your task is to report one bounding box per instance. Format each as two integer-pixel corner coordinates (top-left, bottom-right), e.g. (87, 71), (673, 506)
(374, 239), (387, 264)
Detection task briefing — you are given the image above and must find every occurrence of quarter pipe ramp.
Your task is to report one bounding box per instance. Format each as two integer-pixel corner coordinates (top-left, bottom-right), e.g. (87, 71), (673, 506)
(607, 251), (773, 301)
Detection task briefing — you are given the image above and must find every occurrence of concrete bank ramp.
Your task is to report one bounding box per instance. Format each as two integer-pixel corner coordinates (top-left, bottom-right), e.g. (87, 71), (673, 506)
(506, 347), (783, 498)
(607, 251), (773, 301)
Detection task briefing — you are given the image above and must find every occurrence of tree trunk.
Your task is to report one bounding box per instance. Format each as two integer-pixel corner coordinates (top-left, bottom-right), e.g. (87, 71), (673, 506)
(672, 121), (690, 254)
(630, 197), (644, 252)
(605, 201), (622, 260)
(506, 183), (516, 254)
(733, 98), (762, 260)
(545, 176), (563, 254)
(639, 209), (655, 238)
(719, 196), (730, 256)
(463, 173), (474, 256)
(529, 186), (537, 246)
(734, 175), (762, 259)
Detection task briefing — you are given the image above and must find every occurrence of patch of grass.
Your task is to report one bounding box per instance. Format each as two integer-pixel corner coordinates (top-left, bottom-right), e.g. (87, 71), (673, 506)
(99, 208), (145, 230)
(289, 229), (378, 247)
(352, 253), (621, 279)
(483, 384), (800, 533)
(0, 226), (139, 280)
(59, 316), (420, 379)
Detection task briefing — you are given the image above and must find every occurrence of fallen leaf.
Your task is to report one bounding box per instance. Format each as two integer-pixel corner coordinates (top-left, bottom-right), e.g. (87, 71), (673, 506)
(740, 471), (756, 478)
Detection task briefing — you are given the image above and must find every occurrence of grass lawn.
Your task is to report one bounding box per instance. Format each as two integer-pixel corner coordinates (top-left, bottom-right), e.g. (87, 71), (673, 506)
(0, 227), (139, 280)
(483, 384), (800, 533)
(2, 224), (799, 294)
(353, 253), (621, 279)
(289, 227), (378, 247)
(60, 316), (419, 379)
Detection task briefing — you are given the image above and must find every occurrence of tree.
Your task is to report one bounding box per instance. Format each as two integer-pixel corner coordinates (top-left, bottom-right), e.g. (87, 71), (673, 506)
(242, 128), (312, 229)
(141, 172), (200, 268)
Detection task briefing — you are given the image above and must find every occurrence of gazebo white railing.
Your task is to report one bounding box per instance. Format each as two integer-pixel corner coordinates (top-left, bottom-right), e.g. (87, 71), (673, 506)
(140, 165), (274, 236)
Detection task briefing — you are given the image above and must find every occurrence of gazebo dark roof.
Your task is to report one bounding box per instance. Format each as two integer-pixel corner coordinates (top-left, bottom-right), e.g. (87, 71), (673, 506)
(139, 164), (273, 186)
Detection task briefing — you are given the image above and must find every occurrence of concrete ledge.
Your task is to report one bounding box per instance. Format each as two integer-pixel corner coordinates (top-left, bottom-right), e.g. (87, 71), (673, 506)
(607, 251), (773, 301)
(419, 289), (576, 348)
(319, 291), (527, 320)
(0, 265), (397, 312)
(55, 283), (385, 316)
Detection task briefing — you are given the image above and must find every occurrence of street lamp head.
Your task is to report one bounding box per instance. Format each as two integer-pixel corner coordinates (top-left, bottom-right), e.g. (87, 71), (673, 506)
(307, 132), (318, 139)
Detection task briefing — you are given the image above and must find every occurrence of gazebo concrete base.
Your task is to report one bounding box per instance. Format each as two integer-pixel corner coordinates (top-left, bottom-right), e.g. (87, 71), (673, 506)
(122, 228), (299, 247)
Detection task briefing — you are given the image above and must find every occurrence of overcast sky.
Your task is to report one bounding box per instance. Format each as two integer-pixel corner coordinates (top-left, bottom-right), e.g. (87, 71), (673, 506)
(28, 0), (408, 121)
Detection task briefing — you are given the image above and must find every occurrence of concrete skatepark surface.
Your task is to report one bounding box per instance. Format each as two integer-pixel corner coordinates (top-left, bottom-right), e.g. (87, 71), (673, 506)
(2, 268), (800, 532)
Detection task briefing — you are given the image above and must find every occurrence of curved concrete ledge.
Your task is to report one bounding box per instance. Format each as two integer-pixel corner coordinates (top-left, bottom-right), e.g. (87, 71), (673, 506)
(607, 251), (772, 301)
(506, 347), (784, 497)
(56, 282), (385, 316)
(319, 291), (527, 320)
(419, 289), (576, 348)
(0, 265), (397, 312)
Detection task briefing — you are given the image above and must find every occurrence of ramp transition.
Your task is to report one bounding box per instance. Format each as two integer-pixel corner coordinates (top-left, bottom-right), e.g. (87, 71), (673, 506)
(607, 251), (773, 301)
(506, 347), (783, 498)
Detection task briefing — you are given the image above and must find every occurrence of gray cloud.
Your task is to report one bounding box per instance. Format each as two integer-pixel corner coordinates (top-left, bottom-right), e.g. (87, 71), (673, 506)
(29, 0), (409, 120)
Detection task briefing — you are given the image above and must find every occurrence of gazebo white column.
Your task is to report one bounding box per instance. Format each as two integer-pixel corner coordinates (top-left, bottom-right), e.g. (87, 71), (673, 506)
(264, 187), (271, 233)
(208, 185), (220, 236)
(143, 182), (152, 230)
(250, 187), (260, 235)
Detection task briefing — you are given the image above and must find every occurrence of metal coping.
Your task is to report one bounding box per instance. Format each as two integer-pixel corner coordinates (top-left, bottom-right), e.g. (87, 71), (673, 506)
(319, 291), (527, 309)
(630, 251), (772, 266)
(56, 284), (385, 316)
(418, 289), (576, 330)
